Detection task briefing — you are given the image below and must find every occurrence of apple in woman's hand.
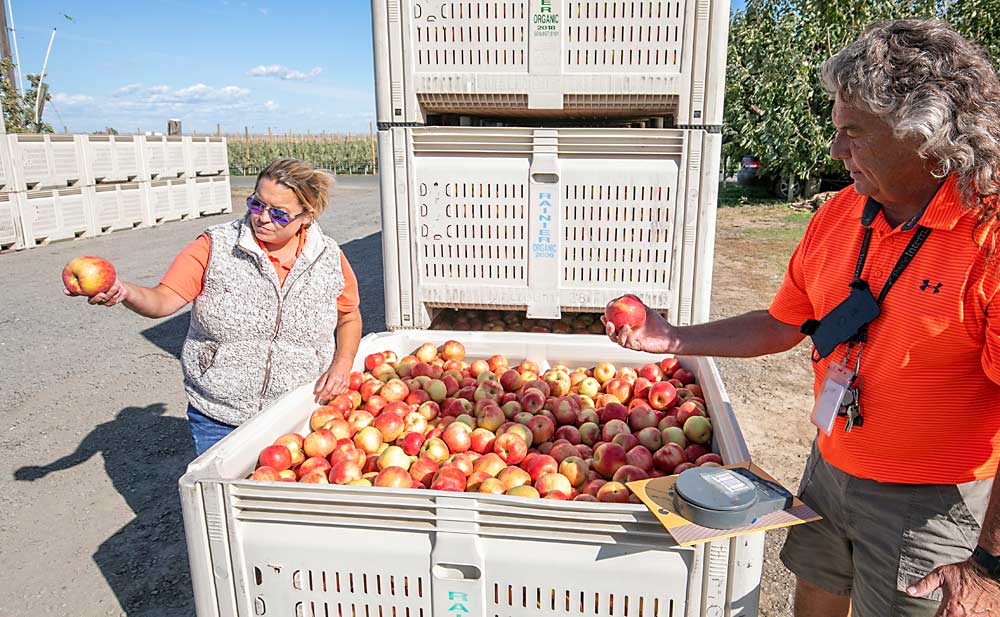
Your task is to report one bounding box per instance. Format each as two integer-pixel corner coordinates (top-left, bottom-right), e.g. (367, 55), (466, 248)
(63, 256), (116, 296)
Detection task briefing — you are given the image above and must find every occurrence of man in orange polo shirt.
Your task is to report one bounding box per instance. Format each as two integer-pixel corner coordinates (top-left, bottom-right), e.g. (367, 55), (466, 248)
(606, 20), (1000, 617)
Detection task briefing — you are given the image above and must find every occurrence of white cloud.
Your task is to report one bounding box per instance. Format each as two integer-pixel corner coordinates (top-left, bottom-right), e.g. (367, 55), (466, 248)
(112, 83), (143, 97)
(247, 64), (322, 81)
(132, 83), (252, 105)
(263, 100), (279, 111)
(258, 7), (268, 15)
(178, 84), (249, 101)
(52, 93), (95, 106)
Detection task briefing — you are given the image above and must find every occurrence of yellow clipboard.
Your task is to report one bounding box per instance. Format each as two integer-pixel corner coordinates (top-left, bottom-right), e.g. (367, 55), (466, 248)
(627, 461), (822, 546)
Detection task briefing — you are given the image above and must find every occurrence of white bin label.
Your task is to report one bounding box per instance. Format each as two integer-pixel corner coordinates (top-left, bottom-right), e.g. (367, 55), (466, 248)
(704, 470), (755, 497)
(532, 191), (557, 259)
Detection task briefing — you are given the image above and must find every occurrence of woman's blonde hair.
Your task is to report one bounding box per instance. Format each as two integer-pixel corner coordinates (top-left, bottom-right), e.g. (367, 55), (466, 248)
(256, 158), (335, 215)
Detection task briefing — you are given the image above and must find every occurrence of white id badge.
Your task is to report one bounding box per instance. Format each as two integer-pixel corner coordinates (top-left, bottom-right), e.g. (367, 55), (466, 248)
(811, 362), (855, 435)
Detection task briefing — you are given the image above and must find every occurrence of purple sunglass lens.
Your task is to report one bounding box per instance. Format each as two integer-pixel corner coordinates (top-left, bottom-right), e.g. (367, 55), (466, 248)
(246, 196), (264, 213)
(246, 196), (292, 225)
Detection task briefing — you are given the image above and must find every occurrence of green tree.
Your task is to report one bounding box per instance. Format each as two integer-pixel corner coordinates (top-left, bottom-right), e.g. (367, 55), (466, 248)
(1, 58), (54, 134)
(724, 0), (999, 199)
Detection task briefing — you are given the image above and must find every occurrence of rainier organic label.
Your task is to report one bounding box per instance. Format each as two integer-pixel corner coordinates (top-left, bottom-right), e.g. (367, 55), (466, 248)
(532, 0), (559, 37)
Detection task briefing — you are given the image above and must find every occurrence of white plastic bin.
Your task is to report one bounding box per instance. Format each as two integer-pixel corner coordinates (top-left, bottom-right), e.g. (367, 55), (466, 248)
(0, 192), (24, 250)
(190, 175), (232, 217)
(188, 136), (229, 177)
(0, 132), (14, 191)
(91, 182), (152, 233)
(372, 0), (730, 126)
(149, 178), (193, 223)
(8, 134), (87, 190)
(142, 135), (188, 179)
(180, 330), (763, 617)
(83, 135), (144, 183)
(379, 126), (720, 329)
(15, 186), (93, 246)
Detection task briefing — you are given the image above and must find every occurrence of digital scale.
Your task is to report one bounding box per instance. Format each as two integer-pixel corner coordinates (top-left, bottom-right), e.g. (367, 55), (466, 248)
(672, 466), (795, 529)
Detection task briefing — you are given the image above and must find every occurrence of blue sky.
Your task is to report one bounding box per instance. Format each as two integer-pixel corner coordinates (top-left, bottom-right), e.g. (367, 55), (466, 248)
(14, 1), (375, 135)
(14, 0), (746, 135)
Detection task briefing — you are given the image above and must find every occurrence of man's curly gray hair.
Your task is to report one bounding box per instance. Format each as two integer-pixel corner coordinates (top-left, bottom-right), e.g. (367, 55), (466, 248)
(821, 19), (1000, 230)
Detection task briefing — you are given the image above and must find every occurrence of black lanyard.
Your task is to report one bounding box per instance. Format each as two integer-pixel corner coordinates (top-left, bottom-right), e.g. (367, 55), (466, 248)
(851, 224), (932, 341)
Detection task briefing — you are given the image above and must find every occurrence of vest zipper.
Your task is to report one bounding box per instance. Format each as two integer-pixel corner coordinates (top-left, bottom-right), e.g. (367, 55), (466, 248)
(258, 247), (329, 408)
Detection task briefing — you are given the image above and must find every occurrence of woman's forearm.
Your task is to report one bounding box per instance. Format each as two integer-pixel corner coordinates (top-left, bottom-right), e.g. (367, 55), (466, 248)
(330, 309), (363, 370)
(122, 283), (189, 319)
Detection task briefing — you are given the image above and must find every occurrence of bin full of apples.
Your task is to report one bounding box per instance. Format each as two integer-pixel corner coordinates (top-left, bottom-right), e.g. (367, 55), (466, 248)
(249, 338), (719, 504)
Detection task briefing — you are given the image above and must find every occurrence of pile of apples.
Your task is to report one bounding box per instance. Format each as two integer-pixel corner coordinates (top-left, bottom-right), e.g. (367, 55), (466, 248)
(249, 340), (720, 503)
(430, 309), (608, 335)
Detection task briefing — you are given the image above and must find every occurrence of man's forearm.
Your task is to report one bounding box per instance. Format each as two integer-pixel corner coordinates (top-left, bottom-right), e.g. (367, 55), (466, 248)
(670, 310), (806, 358)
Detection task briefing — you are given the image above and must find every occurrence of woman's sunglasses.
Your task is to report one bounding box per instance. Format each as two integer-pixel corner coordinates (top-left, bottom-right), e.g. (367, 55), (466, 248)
(246, 194), (309, 226)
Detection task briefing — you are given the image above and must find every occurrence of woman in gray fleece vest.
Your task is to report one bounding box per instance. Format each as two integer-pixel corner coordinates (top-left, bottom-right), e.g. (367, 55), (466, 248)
(69, 159), (363, 455)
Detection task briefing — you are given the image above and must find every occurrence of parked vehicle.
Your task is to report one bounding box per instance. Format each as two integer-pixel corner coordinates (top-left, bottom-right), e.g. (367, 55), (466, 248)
(735, 154), (849, 199)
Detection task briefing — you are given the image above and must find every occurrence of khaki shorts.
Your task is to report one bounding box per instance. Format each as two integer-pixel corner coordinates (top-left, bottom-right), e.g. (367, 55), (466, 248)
(780, 440), (992, 617)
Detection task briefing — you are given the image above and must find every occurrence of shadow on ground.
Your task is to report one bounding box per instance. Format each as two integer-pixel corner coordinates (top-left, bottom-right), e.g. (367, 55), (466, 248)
(14, 403), (195, 616)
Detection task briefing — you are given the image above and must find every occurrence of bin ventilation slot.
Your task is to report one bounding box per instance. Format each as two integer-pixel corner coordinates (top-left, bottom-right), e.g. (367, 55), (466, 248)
(563, 94), (678, 116)
(419, 181), (527, 283)
(566, 1), (684, 72)
(491, 583), (673, 616)
(287, 568), (424, 599)
(418, 93), (529, 114)
(414, 2), (528, 69)
(295, 602), (424, 617)
(562, 183), (673, 288)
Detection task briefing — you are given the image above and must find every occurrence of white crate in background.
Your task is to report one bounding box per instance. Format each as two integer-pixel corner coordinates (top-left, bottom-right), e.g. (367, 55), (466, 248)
(180, 330), (762, 617)
(188, 136), (229, 176)
(91, 182), (152, 233)
(379, 126), (721, 329)
(149, 178), (193, 223)
(141, 135), (188, 179)
(0, 132), (15, 191)
(0, 192), (24, 250)
(190, 175), (232, 217)
(83, 134), (144, 183)
(372, 0), (730, 126)
(15, 186), (93, 246)
(7, 134), (87, 190)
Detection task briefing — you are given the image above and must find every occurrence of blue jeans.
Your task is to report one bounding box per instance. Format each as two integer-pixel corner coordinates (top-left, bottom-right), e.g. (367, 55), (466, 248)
(187, 404), (237, 456)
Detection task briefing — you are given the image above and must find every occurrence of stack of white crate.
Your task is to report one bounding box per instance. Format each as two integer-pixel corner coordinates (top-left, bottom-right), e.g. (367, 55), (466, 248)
(374, 0), (730, 329)
(0, 134), (232, 251)
(177, 6), (765, 617)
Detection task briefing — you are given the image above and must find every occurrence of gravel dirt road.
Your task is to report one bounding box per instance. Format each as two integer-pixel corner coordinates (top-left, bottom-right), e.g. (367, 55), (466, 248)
(0, 177), (814, 617)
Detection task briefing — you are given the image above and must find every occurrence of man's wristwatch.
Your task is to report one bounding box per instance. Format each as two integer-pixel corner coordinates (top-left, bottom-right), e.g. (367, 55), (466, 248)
(971, 546), (1000, 580)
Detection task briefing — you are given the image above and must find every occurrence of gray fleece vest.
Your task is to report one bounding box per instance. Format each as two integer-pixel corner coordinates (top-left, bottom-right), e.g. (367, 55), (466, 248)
(180, 216), (345, 425)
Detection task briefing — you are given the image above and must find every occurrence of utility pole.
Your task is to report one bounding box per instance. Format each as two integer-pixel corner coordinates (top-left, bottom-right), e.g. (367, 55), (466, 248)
(34, 81), (46, 130)
(369, 120), (376, 174)
(0, 3), (15, 93)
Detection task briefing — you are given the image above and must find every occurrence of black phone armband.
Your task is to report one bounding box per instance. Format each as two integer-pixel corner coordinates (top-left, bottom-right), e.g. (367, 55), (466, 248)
(800, 280), (881, 359)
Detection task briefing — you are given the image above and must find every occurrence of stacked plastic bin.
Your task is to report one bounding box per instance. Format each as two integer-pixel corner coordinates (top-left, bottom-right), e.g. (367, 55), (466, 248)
(178, 2), (766, 617)
(374, 0), (730, 329)
(0, 134), (231, 251)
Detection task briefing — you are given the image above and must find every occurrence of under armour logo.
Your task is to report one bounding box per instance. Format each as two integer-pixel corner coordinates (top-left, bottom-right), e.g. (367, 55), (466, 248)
(920, 280), (943, 293)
